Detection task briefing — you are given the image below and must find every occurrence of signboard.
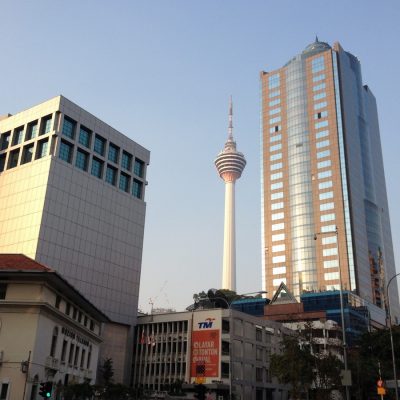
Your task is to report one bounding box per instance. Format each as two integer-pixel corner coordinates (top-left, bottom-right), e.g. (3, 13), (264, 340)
(377, 387), (386, 395)
(190, 310), (221, 380)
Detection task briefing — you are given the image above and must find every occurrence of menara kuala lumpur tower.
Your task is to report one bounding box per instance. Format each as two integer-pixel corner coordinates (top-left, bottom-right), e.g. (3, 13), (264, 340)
(261, 39), (400, 320)
(215, 99), (246, 291)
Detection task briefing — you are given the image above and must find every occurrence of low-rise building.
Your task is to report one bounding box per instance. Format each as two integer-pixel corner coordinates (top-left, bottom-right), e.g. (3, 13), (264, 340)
(133, 308), (290, 400)
(0, 254), (109, 400)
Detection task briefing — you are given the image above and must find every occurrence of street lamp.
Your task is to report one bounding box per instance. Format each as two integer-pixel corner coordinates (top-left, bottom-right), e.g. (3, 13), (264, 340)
(386, 272), (400, 400)
(314, 226), (350, 400)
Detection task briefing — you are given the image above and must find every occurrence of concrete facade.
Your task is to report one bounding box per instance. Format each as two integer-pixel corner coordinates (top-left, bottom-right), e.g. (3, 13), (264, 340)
(260, 40), (400, 320)
(0, 254), (108, 400)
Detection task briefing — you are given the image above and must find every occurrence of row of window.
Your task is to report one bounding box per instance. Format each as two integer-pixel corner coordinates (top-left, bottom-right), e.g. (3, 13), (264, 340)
(59, 140), (143, 199)
(62, 116), (145, 178)
(0, 114), (53, 151)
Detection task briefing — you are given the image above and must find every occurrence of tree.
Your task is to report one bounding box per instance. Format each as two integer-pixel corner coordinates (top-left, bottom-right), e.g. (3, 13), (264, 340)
(270, 334), (315, 399)
(313, 353), (343, 400)
(99, 358), (114, 386)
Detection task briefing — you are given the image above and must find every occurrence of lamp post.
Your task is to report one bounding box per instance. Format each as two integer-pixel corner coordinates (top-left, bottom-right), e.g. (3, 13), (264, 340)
(386, 272), (400, 400)
(314, 226), (350, 400)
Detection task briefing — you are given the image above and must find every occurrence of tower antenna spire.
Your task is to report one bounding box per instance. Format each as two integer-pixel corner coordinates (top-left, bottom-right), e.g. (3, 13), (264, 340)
(228, 96), (233, 141)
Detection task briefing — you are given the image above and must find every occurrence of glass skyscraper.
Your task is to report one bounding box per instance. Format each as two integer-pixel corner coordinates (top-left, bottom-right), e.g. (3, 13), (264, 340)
(261, 39), (400, 320)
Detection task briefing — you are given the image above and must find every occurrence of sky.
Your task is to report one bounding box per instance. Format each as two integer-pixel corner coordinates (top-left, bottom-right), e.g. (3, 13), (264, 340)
(1, 1), (400, 313)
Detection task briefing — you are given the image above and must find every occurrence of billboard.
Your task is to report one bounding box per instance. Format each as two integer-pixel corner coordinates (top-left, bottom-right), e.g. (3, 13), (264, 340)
(190, 310), (221, 380)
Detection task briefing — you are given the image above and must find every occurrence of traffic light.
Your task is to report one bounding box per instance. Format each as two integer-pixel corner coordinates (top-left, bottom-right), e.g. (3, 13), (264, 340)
(39, 382), (52, 398)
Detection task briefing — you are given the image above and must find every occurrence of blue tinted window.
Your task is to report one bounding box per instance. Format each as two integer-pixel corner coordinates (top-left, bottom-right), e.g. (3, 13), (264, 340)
(0, 132), (10, 150)
(62, 117), (75, 139)
(317, 150), (330, 159)
(315, 120), (329, 129)
(27, 121), (38, 140)
(42, 115), (52, 134)
(313, 92), (326, 101)
(269, 99), (280, 107)
(91, 157), (103, 178)
(119, 173), (130, 192)
(317, 160), (331, 169)
(311, 56), (325, 73)
(316, 130), (329, 139)
(12, 127), (24, 145)
(79, 126), (91, 148)
(269, 125), (281, 133)
(269, 107), (281, 116)
(319, 180), (333, 190)
(134, 158), (145, 177)
(313, 83), (326, 92)
(36, 139), (48, 159)
(75, 149), (89, 171)
(94, 135), (106, 156)
(132, 179), (142, 199)
(122, 151), (132, 171)
(268, 74), (280, 89)
(270, 134), (281, 143)
(269, 116), (281, 125)
(59, 141), (73, 163)
(108, 143), (119, 163)
(269, 89), (280, 98)
(313, 73), (325, 82)
(105, 165), (117, 185)
(314, 101), (327, 110)
(316, 140), (329, 149)
(270, 162), (282, 171)
(270, 153), (282, 161)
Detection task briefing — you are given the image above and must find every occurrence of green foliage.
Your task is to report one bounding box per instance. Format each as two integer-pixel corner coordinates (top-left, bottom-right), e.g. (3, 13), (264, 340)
(99, 358), (114, 386)
(270, 335), (315, 399)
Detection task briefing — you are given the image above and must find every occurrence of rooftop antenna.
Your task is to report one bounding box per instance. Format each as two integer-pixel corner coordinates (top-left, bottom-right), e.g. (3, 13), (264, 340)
(228, 96), (233, 141)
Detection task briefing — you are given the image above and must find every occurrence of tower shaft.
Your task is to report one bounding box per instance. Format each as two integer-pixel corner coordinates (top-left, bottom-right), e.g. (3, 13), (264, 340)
(222, 180), (236, 291)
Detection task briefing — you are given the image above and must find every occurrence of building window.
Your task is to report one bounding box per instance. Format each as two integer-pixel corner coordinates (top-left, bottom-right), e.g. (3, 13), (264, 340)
(94, 134), (106, 155)
(313, 83), (326, 92)
(269, 98), (280, 107)
(105, 165), (117, 186)
(324, 260), (339, 269)
(26, 121), (38, 140)
(271, 212), (284, 221)
(269, 107), (281, 116)
(256, 367), (263, 382)
(314, 101), (327, 110)
(315, 121), (329, 130)
(87, 348), (92, 369)
(0, 132), (10, 150)
(268, 73), (280, 89)
(132, 179), (143, 199)
(318, 181), (332, 190)
(36, 139), (49, 159)
(315, 110), (328, 120)
(108, 143), (119, 163)
(313, 73), (325, 82)
(80, 349), (86, 368)
(271, 192), (283, 200)
(271, 172), (282, 180)
(270, 143), (282, 152)
(75, 149), (89, 171)
(79, 126), (91, 148)
(8, 149), (19, 169)
(271, 182), (283, 190)
(0, 154), (6, 172)
(325, 272), (339, 281)
(316, 140), (330, 149)
(91, 157), (103, 178)
(0, 283), (7, 299)
(323, 247), (338, 257)
(50, 327), (58, 357)
(273, 266), (286, 275)
(316, 130), (329, 139)
(317, 160), (331, 169)
(273, 278), (286, 286)
(61, 340), (68, 362)
(313, 92), (326, 101)
(270, 134), (281, 143)
(41, 115), (53, 135)
(271, 222), (284, 231)
(320, 213), (336, 222)
(269, 125), (281, 134)
(316, 150), (330, 159)
(269, 116), (281, 125)
(121, 151), (132, 171)
(270, 162), (282, 171)
(21, 144), (34, 164)
(62, 116), (76, 139)
(0, 384), (9, 400)
(134, 158), (145, 177)
(320, 202), (334, 211)
(321, 225), (336, 233)
(273, 255), (286, 264)
(271, 202), (283, 210)
(269, 89), (280, 98)
(74, 346), (80, 366)
(311, 56), (325, 73)
(65, 302), (71, 315)
(119, 172), (130, 192)
(272, 233), (285, 242)
(68, 344), (75, 365)
(55, 295), (61, 309)
(12, 126), (24, 145)
(322, 236), (337, 245)
(272, 244), (285, 252)
(59, 140), (73, 163)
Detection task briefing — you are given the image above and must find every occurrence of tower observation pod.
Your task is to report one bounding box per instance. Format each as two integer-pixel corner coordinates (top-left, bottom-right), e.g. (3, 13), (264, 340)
(215, 98), (246, 291)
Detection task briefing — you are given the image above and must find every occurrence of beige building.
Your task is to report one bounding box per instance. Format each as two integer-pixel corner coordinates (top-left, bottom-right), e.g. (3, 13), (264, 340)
(260, 39), (400, 320)
(133, 308), (290, 400)
(0, 96), (150, 381)
(0, 254), (108, 400)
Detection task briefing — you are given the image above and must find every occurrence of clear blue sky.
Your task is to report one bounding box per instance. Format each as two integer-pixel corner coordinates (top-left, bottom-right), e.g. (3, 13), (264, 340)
(1, 1), (400, 312)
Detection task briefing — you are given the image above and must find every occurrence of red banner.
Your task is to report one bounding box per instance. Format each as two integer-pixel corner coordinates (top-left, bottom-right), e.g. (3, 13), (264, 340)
(190, 329), (220, 378)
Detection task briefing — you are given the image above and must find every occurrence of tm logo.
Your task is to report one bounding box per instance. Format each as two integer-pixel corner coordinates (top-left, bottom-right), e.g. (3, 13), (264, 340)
(198, 318), (215, 329)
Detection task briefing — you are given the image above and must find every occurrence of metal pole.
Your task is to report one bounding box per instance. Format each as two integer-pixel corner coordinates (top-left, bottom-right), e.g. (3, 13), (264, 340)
(387, 273), (400, 400)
